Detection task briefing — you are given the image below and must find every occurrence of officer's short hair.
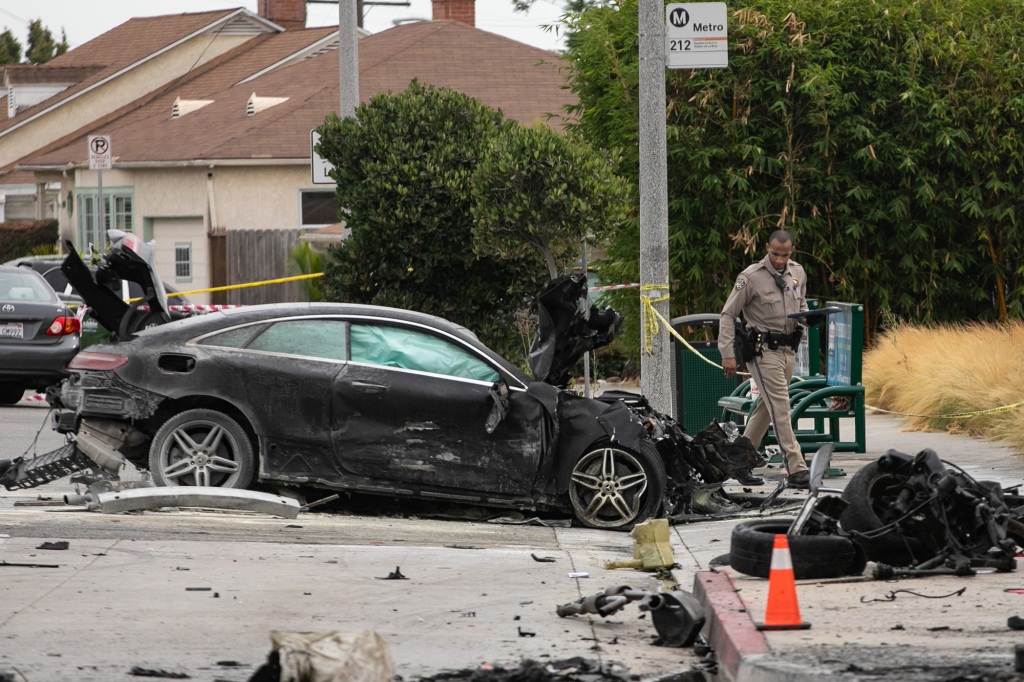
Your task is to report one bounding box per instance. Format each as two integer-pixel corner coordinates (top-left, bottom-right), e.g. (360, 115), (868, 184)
(768, 229), (793, 245)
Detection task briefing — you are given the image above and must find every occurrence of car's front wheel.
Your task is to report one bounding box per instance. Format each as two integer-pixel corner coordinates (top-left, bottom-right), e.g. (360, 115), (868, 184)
(569, 440), (665, 530)
(148, 409), (255, 489)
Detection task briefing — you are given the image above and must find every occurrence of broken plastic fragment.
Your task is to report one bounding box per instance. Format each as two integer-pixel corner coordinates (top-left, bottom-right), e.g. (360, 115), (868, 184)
(376, 566), (408, 580)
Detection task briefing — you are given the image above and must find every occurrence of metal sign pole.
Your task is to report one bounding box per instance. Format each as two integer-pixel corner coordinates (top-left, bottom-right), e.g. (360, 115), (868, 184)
(582, 239), (591, 398)
(97, 169), (104, 249)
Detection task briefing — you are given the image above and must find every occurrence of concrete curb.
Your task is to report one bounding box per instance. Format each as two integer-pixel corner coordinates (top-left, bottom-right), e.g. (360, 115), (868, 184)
(692, 571), (768, 680)
(693, 570), (842, 682)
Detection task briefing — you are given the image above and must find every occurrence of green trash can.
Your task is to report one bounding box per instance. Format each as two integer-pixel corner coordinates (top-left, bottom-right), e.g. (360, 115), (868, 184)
(670, 314), (740, 435)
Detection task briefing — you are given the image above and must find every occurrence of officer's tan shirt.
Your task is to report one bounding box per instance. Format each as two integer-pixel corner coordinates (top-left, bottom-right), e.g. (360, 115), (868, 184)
(718, 254), (808, 360)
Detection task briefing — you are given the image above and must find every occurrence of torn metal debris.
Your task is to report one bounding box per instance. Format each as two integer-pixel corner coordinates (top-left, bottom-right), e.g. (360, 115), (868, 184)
(62, 485), (302, 519)
(728, 445), (1024, 579)
(555, 585), (707, 648)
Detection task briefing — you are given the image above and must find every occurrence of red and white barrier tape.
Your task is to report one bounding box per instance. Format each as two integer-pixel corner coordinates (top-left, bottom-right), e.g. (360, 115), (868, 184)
(168, 304), (244, 313)
(590, 283), (641, 292)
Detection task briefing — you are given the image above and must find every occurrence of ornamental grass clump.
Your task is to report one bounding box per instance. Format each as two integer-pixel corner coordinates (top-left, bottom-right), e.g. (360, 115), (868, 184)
(863, 321), (1024, 453)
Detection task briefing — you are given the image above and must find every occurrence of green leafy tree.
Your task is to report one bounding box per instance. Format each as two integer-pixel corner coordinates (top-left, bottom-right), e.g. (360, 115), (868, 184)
(0, 28), (21, 64)
(26, 19), (66, 64)
(55, 29), (69, 58)
(314, 81), (547, 361)
(472, 122), (630, 278)
(564, 0), (1024, 347)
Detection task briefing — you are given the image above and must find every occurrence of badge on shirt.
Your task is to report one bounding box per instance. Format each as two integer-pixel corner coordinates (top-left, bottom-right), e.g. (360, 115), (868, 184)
(734, 275), (748, 291)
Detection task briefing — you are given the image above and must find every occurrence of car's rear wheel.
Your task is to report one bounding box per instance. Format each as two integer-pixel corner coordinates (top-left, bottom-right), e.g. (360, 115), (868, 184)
(569, 440), (665, 530)
(0, 384), (24, 405)
(148, 409), (255, 489)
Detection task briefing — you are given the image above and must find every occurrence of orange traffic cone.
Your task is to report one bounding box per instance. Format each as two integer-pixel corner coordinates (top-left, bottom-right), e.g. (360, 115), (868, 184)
(756, 534), (811, 631)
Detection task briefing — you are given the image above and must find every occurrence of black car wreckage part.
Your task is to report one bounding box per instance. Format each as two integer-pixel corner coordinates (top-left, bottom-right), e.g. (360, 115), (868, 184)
(840, 448), (1024, 573)
(727, 445), (1024, 579)
(555, 584), (706, 648)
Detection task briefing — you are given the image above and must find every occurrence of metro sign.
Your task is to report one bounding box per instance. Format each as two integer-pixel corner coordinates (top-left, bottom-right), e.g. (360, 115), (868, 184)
(665, 3), (728, 69)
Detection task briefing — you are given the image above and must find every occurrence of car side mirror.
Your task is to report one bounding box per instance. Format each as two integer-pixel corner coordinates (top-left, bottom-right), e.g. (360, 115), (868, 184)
(485, 380), (511, 435)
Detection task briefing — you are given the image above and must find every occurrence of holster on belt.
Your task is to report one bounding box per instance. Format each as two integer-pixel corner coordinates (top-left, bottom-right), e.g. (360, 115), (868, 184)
(733, 321), (760, 369)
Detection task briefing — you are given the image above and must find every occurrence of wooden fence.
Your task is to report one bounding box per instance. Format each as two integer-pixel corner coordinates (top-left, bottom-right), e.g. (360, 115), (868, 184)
(222, 229), (305, 305)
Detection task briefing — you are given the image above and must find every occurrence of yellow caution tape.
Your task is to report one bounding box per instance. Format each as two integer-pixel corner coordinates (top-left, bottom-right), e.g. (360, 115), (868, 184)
(166, 272), (323, 299)
(640, 284), (670, 355)
(865, 401), (1024, 420)
(644, 300), (752, 377)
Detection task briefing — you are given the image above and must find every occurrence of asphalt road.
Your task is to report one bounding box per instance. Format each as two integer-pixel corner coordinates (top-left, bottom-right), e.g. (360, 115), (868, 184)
(0, 398), (705, 682)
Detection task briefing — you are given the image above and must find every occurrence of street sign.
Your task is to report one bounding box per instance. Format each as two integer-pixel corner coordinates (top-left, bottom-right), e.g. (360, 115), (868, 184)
(665, 3), (728, 69)
(88, 135), (111, 170)
(310, 130), (334, 185)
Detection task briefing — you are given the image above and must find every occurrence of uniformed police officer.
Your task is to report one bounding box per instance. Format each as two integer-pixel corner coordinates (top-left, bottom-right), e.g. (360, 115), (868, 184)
(718, 230), (810, 489)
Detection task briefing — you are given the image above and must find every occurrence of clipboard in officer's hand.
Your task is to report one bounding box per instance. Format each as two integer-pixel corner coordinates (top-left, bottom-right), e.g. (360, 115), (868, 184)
(787, 306), (843, 326)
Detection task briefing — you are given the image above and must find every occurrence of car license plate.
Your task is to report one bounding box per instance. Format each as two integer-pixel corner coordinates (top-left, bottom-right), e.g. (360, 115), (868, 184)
(0, 322), (24, 339)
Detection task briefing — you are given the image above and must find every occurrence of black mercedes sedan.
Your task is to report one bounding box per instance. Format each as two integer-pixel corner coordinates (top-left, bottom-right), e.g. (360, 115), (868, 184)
(46, 300), (669, 529)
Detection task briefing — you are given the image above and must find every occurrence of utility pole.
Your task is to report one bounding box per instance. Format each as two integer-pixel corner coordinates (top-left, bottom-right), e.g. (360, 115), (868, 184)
(637, 0), (672, 414)
(338, 0), (359, 118)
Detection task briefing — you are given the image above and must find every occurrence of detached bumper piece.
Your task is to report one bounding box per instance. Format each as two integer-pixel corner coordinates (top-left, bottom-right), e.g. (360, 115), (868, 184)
(86, 487), (302, 519)
(0, 443), (92, 490)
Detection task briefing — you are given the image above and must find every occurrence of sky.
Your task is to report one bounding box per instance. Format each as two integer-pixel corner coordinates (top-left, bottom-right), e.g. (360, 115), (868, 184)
(0, 1), (568, 54)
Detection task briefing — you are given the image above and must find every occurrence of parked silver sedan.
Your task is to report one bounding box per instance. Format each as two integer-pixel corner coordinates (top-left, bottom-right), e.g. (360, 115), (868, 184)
(0, 265), (81, 404)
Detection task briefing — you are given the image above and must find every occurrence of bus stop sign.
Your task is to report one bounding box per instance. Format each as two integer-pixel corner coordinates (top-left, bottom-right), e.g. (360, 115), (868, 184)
(666, 3), (728, 69)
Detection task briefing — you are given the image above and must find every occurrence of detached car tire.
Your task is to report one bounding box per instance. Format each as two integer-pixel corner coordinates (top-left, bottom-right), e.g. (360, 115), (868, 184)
(569, 439), (666, 530)
(149, 409), (255, 489)
(729, 518), (864, 580)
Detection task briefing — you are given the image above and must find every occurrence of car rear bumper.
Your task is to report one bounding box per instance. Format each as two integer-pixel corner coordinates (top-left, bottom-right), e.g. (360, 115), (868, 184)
(0, 336), (80, 386)
(60, 371), (163, 420)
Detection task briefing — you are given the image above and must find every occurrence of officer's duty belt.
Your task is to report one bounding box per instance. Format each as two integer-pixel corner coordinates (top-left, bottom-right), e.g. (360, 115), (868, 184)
(758, 329), (801, 351)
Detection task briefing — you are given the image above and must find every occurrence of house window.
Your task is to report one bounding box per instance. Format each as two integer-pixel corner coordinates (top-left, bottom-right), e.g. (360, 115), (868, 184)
(175, 243), (192, 282)
(76, 189), (133, 251)
(300, 190), (338, 228)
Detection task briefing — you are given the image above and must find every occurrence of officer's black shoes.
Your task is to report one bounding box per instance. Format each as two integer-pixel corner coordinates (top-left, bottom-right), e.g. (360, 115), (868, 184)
(788, 470), (811, 489)
(734, 469), (764, 486)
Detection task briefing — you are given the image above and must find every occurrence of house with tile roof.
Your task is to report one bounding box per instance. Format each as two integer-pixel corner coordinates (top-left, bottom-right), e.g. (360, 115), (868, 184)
(10, 0), (574, 305)
(0, 9), (285, 222)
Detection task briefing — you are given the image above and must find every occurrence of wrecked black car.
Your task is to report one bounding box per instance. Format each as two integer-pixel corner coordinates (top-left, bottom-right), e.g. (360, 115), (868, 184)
(0, 235), (761, 530)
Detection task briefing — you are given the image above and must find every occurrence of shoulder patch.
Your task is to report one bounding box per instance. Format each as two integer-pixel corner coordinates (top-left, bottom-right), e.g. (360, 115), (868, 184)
(734, 274), (749, 291)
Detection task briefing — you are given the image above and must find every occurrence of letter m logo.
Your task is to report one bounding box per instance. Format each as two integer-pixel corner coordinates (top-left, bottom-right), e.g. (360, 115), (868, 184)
(668, 7), (690, 28)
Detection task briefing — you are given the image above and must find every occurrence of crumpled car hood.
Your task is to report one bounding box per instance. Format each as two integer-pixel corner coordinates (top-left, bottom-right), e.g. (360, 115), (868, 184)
(528, 274), (622, 386)
(61, 230), (170, 336)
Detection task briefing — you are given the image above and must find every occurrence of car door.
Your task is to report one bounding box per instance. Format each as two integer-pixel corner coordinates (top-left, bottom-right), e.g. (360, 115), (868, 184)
(330, 321), (544, 497)
(194, 318), (347, 481)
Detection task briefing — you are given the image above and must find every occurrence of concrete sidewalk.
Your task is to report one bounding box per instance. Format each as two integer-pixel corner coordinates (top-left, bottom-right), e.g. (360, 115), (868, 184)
(681, 412), (1024, 682)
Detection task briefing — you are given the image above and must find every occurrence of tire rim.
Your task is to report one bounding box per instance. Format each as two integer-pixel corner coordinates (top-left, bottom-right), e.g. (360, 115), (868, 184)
(156, 418), (243, 487)
(569, 446), (648, 528)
